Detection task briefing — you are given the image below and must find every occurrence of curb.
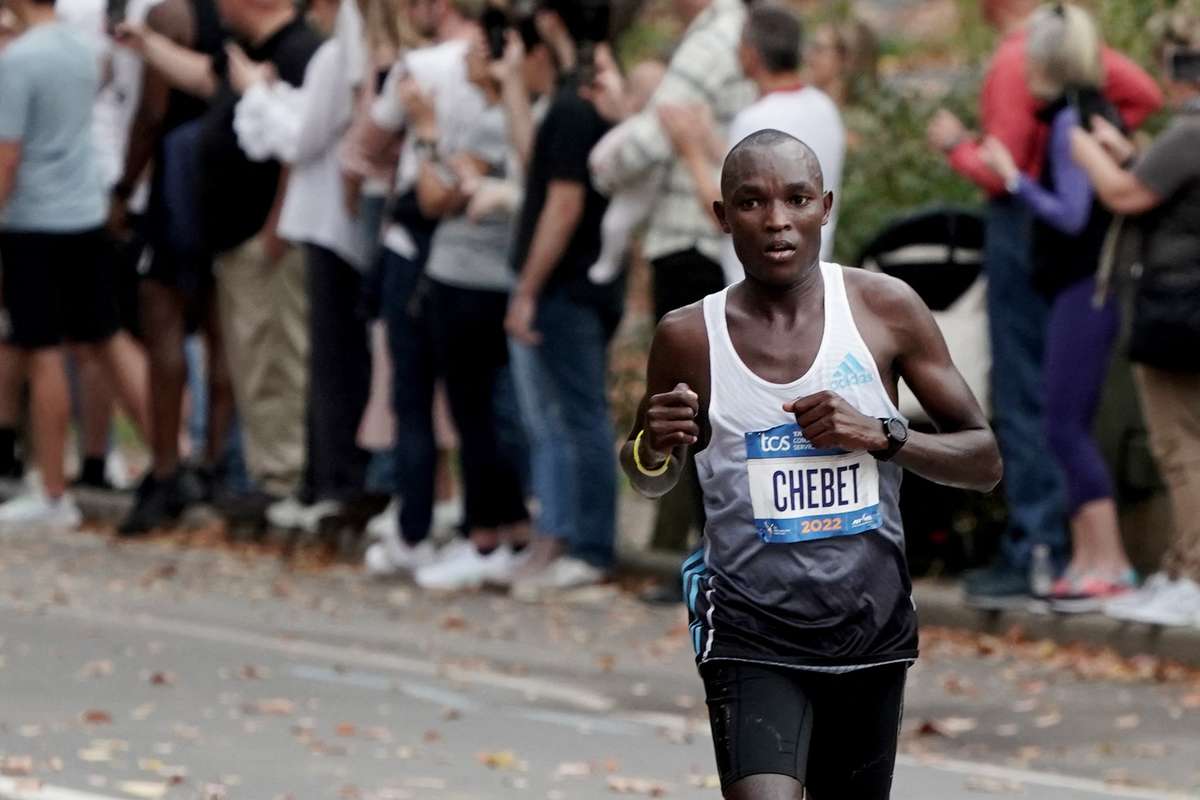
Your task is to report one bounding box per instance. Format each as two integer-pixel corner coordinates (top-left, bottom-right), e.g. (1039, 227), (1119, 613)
(618, 549), (1200, 666)
(13, 480), (1200, 666)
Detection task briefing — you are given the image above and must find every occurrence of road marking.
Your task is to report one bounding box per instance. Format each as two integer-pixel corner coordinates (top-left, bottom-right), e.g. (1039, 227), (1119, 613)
(896, 755), (1196, 799)
(0, 601), (615, 712)
(0, 776), (123, 800)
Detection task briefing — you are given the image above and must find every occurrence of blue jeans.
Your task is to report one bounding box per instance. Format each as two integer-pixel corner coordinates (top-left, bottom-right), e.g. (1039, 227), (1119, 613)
(985, 198), (1067, 568)
(508, 291), (617, 569)
(381, 249), (435, 544)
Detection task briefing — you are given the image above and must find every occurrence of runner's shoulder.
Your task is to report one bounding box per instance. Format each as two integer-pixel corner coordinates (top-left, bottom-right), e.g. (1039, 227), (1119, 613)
(839, 265), (928, 329)
(654, 300), (707, 357)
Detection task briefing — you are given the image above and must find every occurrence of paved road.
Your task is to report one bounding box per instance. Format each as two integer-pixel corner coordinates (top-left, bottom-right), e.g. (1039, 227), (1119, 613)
(0, 527), (1196, 800)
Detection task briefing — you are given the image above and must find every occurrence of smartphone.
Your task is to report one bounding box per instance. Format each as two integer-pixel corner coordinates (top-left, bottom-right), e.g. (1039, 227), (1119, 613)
(1169, 49), (1200, 84)
(106, 0), (129, 29)
(482, 6), (509, 60)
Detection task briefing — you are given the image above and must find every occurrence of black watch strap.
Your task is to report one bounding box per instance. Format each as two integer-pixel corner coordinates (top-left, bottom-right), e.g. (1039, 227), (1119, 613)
(872, 417), (907, 462)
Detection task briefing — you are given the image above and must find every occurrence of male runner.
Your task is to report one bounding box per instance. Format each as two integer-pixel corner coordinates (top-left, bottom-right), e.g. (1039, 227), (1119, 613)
(621, 129), (1002, 799)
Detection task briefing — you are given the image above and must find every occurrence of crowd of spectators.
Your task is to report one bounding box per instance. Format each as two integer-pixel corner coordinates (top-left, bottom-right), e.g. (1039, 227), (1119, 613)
(0, 0), (1199, 625)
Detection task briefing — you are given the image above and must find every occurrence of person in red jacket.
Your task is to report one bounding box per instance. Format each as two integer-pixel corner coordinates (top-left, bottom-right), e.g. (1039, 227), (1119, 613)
(926, 0), (1162, 608)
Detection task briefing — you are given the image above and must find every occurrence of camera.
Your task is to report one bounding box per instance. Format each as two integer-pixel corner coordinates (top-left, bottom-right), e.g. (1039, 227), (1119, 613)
(1168, 49), (1200, 83)
(540, 0), (610, 84)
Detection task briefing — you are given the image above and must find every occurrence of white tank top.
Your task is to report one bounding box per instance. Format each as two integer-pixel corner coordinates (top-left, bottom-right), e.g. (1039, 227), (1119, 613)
(686, 262), (919, 670)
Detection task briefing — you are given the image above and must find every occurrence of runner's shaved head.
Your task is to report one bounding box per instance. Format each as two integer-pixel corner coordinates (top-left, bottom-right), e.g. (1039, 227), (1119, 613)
(720, 129), (824, 199)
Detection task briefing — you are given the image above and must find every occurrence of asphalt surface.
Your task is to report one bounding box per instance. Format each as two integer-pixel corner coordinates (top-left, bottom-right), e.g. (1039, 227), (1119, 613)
(0, 524), (1197, 800)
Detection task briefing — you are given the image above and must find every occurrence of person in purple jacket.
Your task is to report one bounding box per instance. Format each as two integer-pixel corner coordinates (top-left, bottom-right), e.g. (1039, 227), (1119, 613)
(982, 2), (1136, 612)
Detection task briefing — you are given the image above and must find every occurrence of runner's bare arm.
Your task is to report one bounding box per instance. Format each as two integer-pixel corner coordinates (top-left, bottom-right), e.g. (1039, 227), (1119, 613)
(620, 305), (709, 498)
(883, 278), (1002, 491)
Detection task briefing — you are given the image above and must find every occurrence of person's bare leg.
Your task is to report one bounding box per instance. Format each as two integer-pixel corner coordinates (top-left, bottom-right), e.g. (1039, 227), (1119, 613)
(724, 774), (805, 800)
(0, 344), (26, 427)
(469, 527), (500, 553)
(139, 281), (188, 479)
(0, 345), (27, 475)
(202, 295), (234, 470)
(27, 348), (70, 498)
(97, 332), (149, 440)
(74, 350), (114, 459)
(1072, 498), (1130, 575)
(501, 519), (531, 548)
(435, 448), (456, 503)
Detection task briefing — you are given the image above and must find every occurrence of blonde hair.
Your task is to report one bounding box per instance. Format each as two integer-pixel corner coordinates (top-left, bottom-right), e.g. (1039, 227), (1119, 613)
(1025, 3), (1103, 98)
(1148, 0), (1200, 61)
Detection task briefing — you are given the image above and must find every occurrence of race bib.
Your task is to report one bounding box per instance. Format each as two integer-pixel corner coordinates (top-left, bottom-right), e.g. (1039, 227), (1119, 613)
(745, 423), (882, 544)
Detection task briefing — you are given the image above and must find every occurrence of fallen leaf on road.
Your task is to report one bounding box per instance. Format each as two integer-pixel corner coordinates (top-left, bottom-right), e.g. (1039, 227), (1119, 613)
(79, 660), (114, 679)
(1115, 714), (1140, 729)
(607, 775), (670, 796)
(555, 762), (592, 779)
(1, 756), (33, 776)
(915, 717), (977, 738)
(439, 613), (468, 631)
(687, 774), (720, 789)
(82, 710), (113, 725)
(116, 780), (168, 799)
(245, 698), (295, 716)
(78, 748), (112, 763)
(965, 776), (1023, 793)
(1034, 712), (1062, 729)
(477, 750), (519, 770)
(335, 723), (357, 737)
(422, 729), (442, 743)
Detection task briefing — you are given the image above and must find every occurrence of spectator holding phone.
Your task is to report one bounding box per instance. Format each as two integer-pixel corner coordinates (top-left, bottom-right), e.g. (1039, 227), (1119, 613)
(1072, 2), (1200, 628)
(980, 2), (1136, 612)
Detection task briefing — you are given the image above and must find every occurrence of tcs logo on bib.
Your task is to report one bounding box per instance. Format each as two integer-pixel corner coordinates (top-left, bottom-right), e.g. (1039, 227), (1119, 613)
(758, 434), (793, 453)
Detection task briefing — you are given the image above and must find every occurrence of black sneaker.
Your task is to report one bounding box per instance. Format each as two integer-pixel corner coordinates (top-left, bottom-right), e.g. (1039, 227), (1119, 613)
(118, 473), (185, 537)
(178, 465), (216, 506)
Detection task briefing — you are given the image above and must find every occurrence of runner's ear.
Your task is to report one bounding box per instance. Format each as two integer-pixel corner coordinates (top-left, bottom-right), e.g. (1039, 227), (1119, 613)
(713, 200), (731, 234)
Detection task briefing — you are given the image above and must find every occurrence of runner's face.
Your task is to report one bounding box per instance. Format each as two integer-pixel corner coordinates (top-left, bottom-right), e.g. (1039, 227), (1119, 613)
(716, 144), (830, 285)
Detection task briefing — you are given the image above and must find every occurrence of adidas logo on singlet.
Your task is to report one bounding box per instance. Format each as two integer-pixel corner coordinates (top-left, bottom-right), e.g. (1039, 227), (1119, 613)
(830, 353), (874, 390)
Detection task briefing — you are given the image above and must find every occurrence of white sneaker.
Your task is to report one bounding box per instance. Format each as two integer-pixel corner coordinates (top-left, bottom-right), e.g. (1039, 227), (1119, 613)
(1104, 572), (1173, 621)
(431, 498), (463, 539)
(366, 499), (400, 542)
(266, 496), (308, 530)
(297, 500), (342, 534)
(1117, 578), (1200, 627)
(364, 531), (437, 578)
(0, 491), (82, 530)
(510, 556), (606, 602)
(415, 542), (516, 591)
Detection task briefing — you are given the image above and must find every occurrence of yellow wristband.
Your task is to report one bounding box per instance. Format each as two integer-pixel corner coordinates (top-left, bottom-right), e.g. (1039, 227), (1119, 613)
(634, 429), (671, 477)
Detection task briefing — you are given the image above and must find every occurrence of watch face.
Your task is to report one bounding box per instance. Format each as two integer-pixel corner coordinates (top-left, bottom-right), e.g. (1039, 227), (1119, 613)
(887, 418), (908, 443)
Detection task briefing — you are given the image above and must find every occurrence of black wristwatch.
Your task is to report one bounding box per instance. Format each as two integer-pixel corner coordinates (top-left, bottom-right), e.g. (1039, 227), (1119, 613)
(413, 137), (439, 162)
(872, 417), (908, 462)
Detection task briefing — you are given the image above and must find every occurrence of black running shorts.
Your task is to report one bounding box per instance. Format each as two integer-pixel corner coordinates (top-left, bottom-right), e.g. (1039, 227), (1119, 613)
(699, 659), (907, 797)
(0, 228), (121, 349)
